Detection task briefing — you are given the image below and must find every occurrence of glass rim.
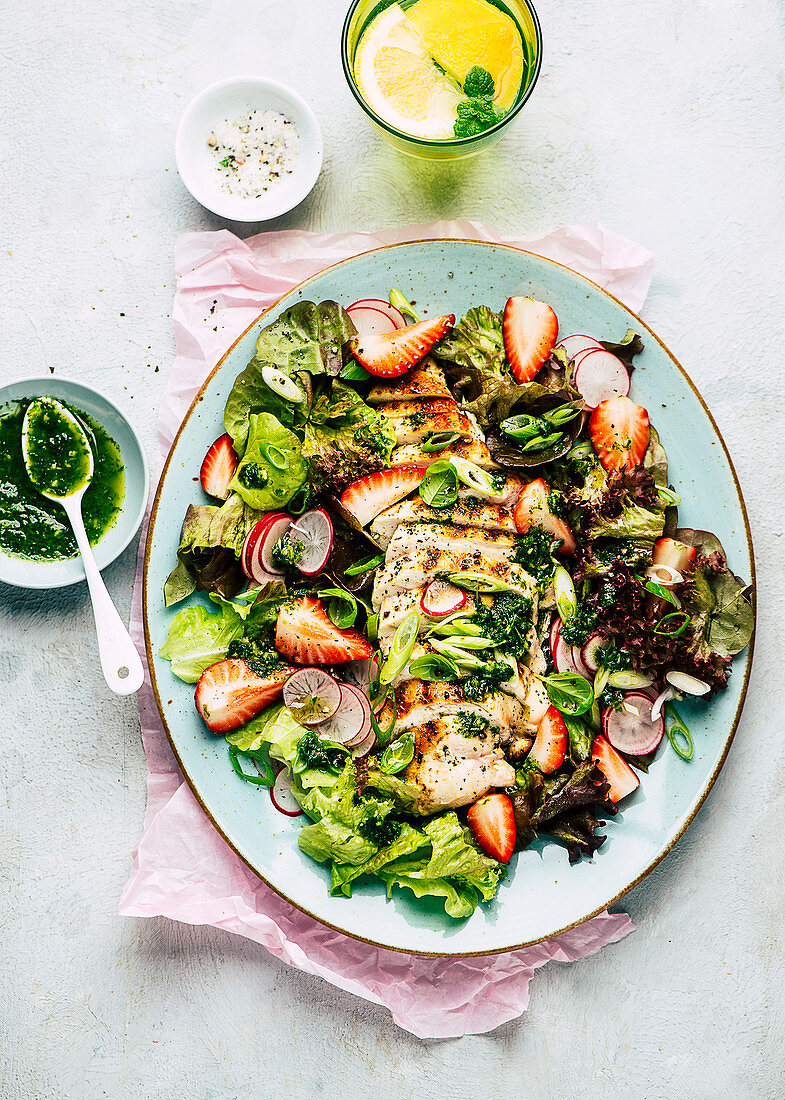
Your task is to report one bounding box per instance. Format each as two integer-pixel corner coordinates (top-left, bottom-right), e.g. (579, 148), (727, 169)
(340, 0), (543, 148)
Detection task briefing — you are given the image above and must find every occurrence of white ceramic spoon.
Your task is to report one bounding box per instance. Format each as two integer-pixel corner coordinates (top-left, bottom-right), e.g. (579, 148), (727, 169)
(22, 397), (144, 695)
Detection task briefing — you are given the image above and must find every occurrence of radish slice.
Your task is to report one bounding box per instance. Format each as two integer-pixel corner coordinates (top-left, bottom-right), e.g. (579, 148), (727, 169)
(421, 580), (467, 617)
(347, 304), (398, 337)
(574, 349), (630, 410)
(665, 670), (710, 696)
(341, 657), (381, 696)
(549, 615), (562, 659)
(553, 632), (591, 681)
(338, 684), (375, 745)
(315, 682), (370, 744)
(270, 769), (304, 816)
(581, 633), (606, 674)
(602, 692), (664, 755)
(259, 513), (294, 575)
(570, 645), (593, 680)
(350, 729), (377, 758)
(289, 508), (333, 576)
(242, 514), (276, 579)
(348, 298), (407, 329)
(557, 334), (602, 359)
(283, 667), (342, 725)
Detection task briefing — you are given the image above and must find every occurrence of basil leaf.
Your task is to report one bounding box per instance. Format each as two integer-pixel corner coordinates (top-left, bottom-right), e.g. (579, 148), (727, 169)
(419, 460), (459, 508)
(379, 730), (415, 774)
(317, 586), (358, 628)
(408, 654), (460, 681)
(344, 553), (385, 576)
(541, 672), (594, 716)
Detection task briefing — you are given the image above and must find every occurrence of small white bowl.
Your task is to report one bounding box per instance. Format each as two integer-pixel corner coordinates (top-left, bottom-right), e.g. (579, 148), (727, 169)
(175, 76), (323, 222)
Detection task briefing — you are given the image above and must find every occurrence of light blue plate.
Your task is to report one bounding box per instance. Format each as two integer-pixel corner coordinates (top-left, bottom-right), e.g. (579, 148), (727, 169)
(0, 376), (149, 589)
(143, 240), (755, 956)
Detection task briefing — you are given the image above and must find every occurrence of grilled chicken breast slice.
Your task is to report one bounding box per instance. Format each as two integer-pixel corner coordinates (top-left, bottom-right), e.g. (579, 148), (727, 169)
(390, 437), (498, 470)
(370, 497), (517, 549)
(385, 522), (516, 565)
(459, 477), (523, 509)
(391, 680), (527, 737)
(366, 359), (452, 404)
(373, 548), (535, 605)
(379, 398), (475, 447)
(405, 715), (515, 814)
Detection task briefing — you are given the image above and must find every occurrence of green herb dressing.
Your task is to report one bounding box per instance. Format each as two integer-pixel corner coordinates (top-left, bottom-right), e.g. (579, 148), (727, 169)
(0, 398), (124, 562)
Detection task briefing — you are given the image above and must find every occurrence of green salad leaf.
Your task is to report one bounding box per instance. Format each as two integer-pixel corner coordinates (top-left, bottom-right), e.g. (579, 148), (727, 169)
(228, 412), (308, 510)
(301, 380), (395, 495)
(678, 528), (754, 657)
(587, 500), (666, 542)
(159, 598), (245, 682)
(163, 494), (260, 606)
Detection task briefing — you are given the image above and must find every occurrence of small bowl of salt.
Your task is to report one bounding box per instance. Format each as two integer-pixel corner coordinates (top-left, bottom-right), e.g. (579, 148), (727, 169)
(176, 76), (323, 222)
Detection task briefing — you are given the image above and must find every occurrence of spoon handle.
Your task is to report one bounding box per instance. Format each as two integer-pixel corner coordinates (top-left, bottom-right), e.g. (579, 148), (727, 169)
(66, 501), (145, 695)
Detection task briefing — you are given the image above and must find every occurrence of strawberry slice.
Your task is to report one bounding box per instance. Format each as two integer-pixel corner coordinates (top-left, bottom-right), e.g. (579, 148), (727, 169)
(467, 792), (516, 864)
(340, 466), (425, 527)
(200, 433), (238, 500)
(195, 658), (294, 733)
(276, 595), (373, 665)
(351, 314), (455, 378)
(513, 477), (576, 555)
(588, 395), (650, 472)
(653, 537), (697, 574)
(528, 705), (568, 774)
(503, 296), (559, 383)
(591, 734), (640, 803)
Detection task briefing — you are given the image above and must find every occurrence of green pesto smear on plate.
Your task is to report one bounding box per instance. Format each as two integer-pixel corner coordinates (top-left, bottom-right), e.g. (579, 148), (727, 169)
(0, 398), (124, 561)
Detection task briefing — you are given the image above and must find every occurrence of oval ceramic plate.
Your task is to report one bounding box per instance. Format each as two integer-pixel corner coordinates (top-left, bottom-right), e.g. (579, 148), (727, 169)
(0, 376), (149, 589)
(143, 241), (755, 956)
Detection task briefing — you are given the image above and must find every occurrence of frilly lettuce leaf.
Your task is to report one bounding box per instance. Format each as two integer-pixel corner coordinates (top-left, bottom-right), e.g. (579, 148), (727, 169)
(678, 528), (754, 658)
(158, 598), (245, 683)
(599, 328), (644, 368)
(587, 500), (665, 542)
(378, 869), (480, 919)
(643, 425), (668, 486)
(434, 305), (571, 426)
(163, 493), (260, 606)
(227, 412), (308, 510)
(224, 301), (357, 453)
(300, 381), (396, 494)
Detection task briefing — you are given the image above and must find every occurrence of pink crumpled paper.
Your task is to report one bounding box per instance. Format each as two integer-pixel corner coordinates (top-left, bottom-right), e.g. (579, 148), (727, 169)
(120, 220), (654, 1039)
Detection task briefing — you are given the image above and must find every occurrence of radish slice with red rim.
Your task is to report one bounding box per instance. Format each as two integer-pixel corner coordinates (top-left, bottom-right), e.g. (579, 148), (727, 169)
(350, 729), (377, 758)
(549, 615), (562, 659)
(340, 657), (381, 697)
(602, 692), (664, 755)
(581, 632), (606, 674)
(289, 508), (333, 575)
(337, 684), (374, 745)
(348, 298), (407, 329)
(283, 667), (342, 725)
(569, 644), (593, 680)
(242, 514), (276, 580)
(259, 513), (293, 575)
(573, 349), (630, 410)
(557, 334), (603, 359)
(421, 580), (467, 617)
(270, 769), (304, 816)
(246, 517), (289, 585)
(315, 682), (370, 744)
(347, 304), (398, 337)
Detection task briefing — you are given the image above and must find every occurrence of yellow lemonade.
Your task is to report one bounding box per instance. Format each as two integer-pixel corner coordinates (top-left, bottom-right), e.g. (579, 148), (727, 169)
(353, 0), (530, 142)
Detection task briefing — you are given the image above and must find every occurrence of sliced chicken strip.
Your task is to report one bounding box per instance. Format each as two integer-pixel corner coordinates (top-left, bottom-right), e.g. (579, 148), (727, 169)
(366, 359), (452, 404)
(390, 436), (499, 470)
(379, 398), (475, 447)
(370, 496), (517, 550)
(385, 522), (516, 565)
(373, 548), (535, 606)
(405, 715), (515, 814)
(459, 476), (522, 509)
(391, 680), (529, 737)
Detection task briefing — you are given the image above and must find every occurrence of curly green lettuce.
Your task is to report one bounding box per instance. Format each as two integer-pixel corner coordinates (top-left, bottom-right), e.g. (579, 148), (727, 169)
(164, 493), (260, 606)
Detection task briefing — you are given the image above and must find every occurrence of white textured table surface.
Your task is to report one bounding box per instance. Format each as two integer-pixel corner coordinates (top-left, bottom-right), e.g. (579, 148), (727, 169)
(2, 1), (784, 1096)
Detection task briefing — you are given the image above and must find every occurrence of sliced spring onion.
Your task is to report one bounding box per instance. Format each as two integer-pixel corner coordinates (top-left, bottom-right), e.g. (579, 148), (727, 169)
(665, 703), (694, 761)
(366, 613), (379, 643)
(344, 553), (385, 576)
(379, 609), (420, 684)
(520, 430), (565, 452)
(370, 703), (397, 747)
(542, 403), (582, 426)
(665, 670), (710, 696)
(340, 360), (372, 382)
(408, 653), (460, 681)
(447, 571), (523, 595)
(656, 485), (682, 506)
(593, 666), (610, 697)
(606, 669), (654, 690)
(421, 430), (461, 453)
(640, 576), (679, 607)
(228, 745), (275, 786)
(419, 460), (459, 508)
(500, 413), (541, 442)
(261, 365), (306, 403)
(436, 635), (497, 651)
(650, 687), (676, 723)
(654, 611), (690, 637)
(646, 563), (684, 586)
(567, 441), (594, 462)
(554, 565), (577, 622)
(317, 587), (358, 629)
(389, 287), (421, 322)
(262, 444), (289, 470)
(448, 456), (506, 500)
(428, 637), (485, 670)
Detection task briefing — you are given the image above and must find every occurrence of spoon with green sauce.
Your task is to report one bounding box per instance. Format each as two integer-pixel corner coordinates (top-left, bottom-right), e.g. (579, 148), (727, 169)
(22, 397), (144, 695)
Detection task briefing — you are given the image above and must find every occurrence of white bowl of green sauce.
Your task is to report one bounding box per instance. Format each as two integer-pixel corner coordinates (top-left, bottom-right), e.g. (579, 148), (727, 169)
(0, 377), (149, 589)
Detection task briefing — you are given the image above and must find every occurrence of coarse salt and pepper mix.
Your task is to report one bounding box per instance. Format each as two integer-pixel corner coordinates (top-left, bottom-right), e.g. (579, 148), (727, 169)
(207, 109), (300, 199)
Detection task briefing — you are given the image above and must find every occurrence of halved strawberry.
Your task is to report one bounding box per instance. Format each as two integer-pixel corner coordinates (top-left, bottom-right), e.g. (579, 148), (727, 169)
(467, 792), (516, 864)
(588, 395), (650, 472)
(351, 314), (455, 378)
(200, 433), (238, 500)
(195, 659), (294, 733)
(340, 466), (425, 527)
(653, 537), (697, 574)
(528, 705), (568, 774)
(276, 595), (373, 665)
(513, 478), (576, 555)
(503, 297), (558, 383)
(591, 734), (640, 803)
